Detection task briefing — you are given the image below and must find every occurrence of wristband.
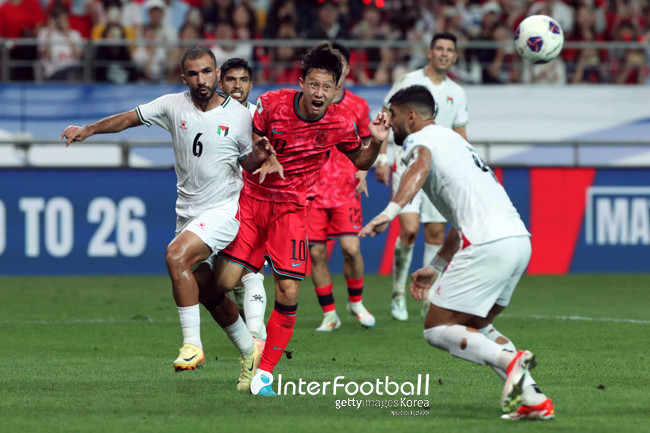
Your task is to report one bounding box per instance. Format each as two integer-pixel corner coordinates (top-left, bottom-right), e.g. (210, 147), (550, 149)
(380, 201), (402, 220)
(430, 254), (449, 273)
(375, 153), (389, 166)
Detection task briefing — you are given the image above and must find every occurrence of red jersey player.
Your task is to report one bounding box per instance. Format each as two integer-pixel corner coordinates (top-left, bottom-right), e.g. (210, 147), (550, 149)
(206, 42), (389, 396)
(309, 42), (376, 332)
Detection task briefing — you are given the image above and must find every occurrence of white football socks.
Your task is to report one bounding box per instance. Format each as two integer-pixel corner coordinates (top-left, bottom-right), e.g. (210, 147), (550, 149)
(423, 325), (504, 366)
(479, 324), (516, 380)
(178, 304), (202, 348)
(242, 272), (267, 341)
(223, 315), (255, 357)
(392, 238), (414, 298)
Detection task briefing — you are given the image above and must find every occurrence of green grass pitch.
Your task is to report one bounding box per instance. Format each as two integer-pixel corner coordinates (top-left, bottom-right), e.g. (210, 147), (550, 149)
(1, 274), (649, 433)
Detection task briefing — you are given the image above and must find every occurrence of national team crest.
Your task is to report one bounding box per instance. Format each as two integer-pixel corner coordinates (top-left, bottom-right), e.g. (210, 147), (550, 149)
(217, 125), (229, 137)
(447, 97), (453, 104)
(315, 130), (328, 146)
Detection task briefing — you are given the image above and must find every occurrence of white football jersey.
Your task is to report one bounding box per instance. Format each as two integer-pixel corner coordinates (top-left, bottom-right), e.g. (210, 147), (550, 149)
(245, 101), (256, 117)
(383, 69), (469, 131)
(401, 124), (529, 245)
(137, 92), (252, 219)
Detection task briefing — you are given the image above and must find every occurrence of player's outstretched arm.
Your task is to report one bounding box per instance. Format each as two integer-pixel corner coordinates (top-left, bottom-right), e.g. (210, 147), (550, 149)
(240, 136), (276, 173)
(61, 110), (141, 146)
(345, 112), (390, 170)
(358, 146), (431, 238)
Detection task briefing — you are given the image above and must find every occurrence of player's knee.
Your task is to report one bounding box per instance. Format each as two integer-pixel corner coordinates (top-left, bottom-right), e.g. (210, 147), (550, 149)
(309, 245), (328, 264)
(165, 244), (185, 271)
(401, 232), (417, 245)
(340, 244), (361, 262)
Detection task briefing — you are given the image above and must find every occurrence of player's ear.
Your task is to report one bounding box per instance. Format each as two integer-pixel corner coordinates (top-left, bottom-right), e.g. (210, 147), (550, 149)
(181, 74), (187, 85)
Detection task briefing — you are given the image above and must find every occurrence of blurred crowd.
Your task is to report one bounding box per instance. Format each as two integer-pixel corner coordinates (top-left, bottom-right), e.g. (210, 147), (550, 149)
(0, 0), (649, 84)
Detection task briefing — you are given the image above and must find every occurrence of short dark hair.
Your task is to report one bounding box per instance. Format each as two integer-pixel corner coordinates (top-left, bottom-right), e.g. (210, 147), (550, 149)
(389, 85), (437, 118)
(181, 46), (217, 73)
(430, 32), (457, 49)
(301, 41), (342, 84)
(331, 41), (350, 62)
(219, 58), (254, 81)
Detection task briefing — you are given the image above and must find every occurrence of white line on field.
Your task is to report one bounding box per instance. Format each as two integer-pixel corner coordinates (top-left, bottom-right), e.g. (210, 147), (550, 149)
(501, 314), (650, 325)
(1, 314), (649, 325)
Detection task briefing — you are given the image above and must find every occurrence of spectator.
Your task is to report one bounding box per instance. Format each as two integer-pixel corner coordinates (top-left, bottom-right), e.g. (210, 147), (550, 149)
(232, 2), (260, 39)
(373, 41), (409, 85)
(37, 5), (83, 81)
(469, 2), (513, 83)
(521, 57), (567, 84)
(0, 0), (46, 81)
(261, 20), (301, 84)
(203, 0), (234, 34)
(305, 0), (350, 40)
(167, 23), (201, 82)
(95, 23), (137, 83)
(91, 0), (137, 44)
(141, 0), (177, 44)
(564, 4), (608, 84)
(44, 0), (100, 38)
(611, 20), (646, 84)
(91, 0), (143, 38)
(211, 22), (253, 68)
(263, 0), (298, 39)
(182, 7), (208, 38)
(133, 23), (168, 82)
(527, 0), (575, 35)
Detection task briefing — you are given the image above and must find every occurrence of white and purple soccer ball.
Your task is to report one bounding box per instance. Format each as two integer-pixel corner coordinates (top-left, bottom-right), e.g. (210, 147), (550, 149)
(514, 15), (564, 64)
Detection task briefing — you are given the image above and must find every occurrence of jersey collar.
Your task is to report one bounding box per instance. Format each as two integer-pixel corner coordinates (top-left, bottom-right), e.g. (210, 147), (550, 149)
(293, 91), (327, 123)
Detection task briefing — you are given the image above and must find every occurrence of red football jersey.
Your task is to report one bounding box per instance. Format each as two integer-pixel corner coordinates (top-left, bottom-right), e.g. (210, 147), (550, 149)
(245, 89), (362, 206)
(312, 89), (372, 209)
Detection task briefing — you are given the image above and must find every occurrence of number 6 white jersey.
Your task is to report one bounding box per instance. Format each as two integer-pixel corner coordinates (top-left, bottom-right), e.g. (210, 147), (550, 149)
(136, 92), (252, 219)
(401, 124), (529, 245)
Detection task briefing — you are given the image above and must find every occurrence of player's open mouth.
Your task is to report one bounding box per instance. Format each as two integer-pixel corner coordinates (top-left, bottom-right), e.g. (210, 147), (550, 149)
(312, 100), (324, 109)
(231, 91), (243, 98)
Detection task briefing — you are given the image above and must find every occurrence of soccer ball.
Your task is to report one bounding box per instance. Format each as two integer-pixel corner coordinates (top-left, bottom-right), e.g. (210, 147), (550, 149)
(514, 15), (564, 64)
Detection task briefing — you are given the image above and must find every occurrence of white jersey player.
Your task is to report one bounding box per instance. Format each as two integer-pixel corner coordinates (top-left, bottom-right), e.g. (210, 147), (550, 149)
(211, 57), (268, 354)
(361, 85), (554, 421)
(376, 32), (470, 321)
(61, 47), (273, 391)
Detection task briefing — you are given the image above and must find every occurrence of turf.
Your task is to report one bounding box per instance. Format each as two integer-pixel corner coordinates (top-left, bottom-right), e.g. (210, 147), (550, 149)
(1, 274), (649, 433)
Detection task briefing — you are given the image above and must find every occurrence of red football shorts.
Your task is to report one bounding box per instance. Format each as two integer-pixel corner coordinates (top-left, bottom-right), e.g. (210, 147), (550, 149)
(219, 194), (309, 279)
(307, 201), (363, 245)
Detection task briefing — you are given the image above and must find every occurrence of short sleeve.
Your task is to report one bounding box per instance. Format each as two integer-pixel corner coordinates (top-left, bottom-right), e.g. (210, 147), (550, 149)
(136, 94), (174, 131)
(356, 99), (372, 141)
(235, 108), (253, 159)
(335, 122), (362, 155)
(252, 93), (269, 137)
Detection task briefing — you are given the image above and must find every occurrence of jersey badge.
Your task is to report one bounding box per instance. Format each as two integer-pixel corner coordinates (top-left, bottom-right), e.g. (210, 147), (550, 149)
(217, 125), (229, 137)
(315, 130), (328, 147)
(180, 120), (188, 130)
(446, 96), (454, 104)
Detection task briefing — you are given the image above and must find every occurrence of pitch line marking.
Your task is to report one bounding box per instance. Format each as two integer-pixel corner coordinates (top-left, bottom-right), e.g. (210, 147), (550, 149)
(1, 314), (649, 325)
(502, 314), (650, 325)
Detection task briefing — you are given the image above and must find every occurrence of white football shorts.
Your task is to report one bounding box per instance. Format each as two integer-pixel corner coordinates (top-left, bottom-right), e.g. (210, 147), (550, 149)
(429, 235), (532, 318)
(175, 208), (240, 267)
